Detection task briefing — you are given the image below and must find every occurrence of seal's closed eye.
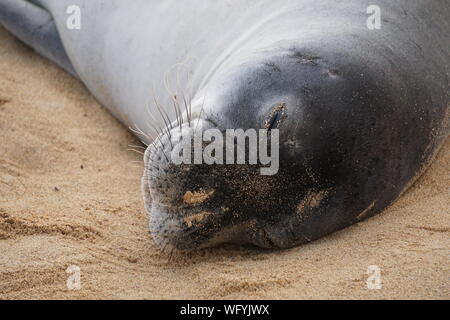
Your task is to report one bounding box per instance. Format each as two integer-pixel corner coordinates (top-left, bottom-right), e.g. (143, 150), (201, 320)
(264, 104), (287, 131)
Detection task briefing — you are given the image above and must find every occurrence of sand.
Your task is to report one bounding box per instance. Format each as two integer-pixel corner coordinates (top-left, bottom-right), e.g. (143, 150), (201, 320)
(0, 26), (448, 300)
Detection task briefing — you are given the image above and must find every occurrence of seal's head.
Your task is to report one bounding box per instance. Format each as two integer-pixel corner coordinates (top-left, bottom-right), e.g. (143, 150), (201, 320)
(142, 44), (403, 251)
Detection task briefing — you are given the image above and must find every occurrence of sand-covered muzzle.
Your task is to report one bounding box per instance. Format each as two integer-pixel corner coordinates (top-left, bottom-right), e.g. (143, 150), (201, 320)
(142, 118), (228, 250)
(141, 116), (275, 250)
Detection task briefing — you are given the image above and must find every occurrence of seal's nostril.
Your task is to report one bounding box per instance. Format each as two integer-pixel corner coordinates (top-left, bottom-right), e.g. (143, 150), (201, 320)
(264, 103), (287, 131)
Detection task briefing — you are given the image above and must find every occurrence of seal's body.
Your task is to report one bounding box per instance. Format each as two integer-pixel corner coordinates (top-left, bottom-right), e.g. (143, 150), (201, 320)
(1, 0), (448, 250)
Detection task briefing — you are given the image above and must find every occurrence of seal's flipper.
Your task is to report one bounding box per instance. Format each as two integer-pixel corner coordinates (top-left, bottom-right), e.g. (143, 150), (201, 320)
(0, 0), (77, 77)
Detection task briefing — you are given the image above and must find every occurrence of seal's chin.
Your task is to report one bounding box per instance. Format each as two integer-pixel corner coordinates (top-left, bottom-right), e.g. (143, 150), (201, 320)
(142, 165), (251, 250)
(145, 201), (250, 250)
(146, 202), (214, 250)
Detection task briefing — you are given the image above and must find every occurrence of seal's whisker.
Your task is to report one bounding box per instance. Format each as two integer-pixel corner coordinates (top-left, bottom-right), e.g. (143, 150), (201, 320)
(161, 150), (170, 162)
(171, 97), (183, 129)
(145, 120), (163, 142)
(171, 95), (182, 124)
(129, 126), (150, 140)
(126, 161), (144, 169)
(144, 104), (172, 152)
(151, 94), (172, 131)
(128, 144), (147, 149)
(129, 123), (152, 147)
(182, 92), (191, 126)
(141, 124), (158, 142)
(195, 95), (207, 132)
(153, 97), (174, 142)
(156, 96), (175, 132)
(146, 91), (165, 130)
(154, 98), (172, 131)
(129, 165), (144, 171)
(147, 164), (161, 172)
(176, 96), (185, 126)
(172, 98), (181, 128)
(128, 165), (144, 170)
(127, 148), (145, 155)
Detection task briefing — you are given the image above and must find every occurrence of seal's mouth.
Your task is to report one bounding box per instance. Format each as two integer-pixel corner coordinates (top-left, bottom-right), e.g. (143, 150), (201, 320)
(142, 117), (240, 250)
(142, 164), (251, 250)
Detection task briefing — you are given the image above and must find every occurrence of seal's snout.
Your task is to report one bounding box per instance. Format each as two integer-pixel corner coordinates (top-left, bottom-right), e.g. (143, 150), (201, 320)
(142, 115), (278, 250)
(141, 119), (232, 250)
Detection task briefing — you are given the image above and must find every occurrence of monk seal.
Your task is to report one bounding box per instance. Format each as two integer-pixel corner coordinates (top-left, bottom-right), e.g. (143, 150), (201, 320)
(0, 0), (448, 250)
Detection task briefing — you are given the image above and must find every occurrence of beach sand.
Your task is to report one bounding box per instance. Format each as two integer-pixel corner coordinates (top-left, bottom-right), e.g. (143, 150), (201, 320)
(0, 26), (448, 300)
